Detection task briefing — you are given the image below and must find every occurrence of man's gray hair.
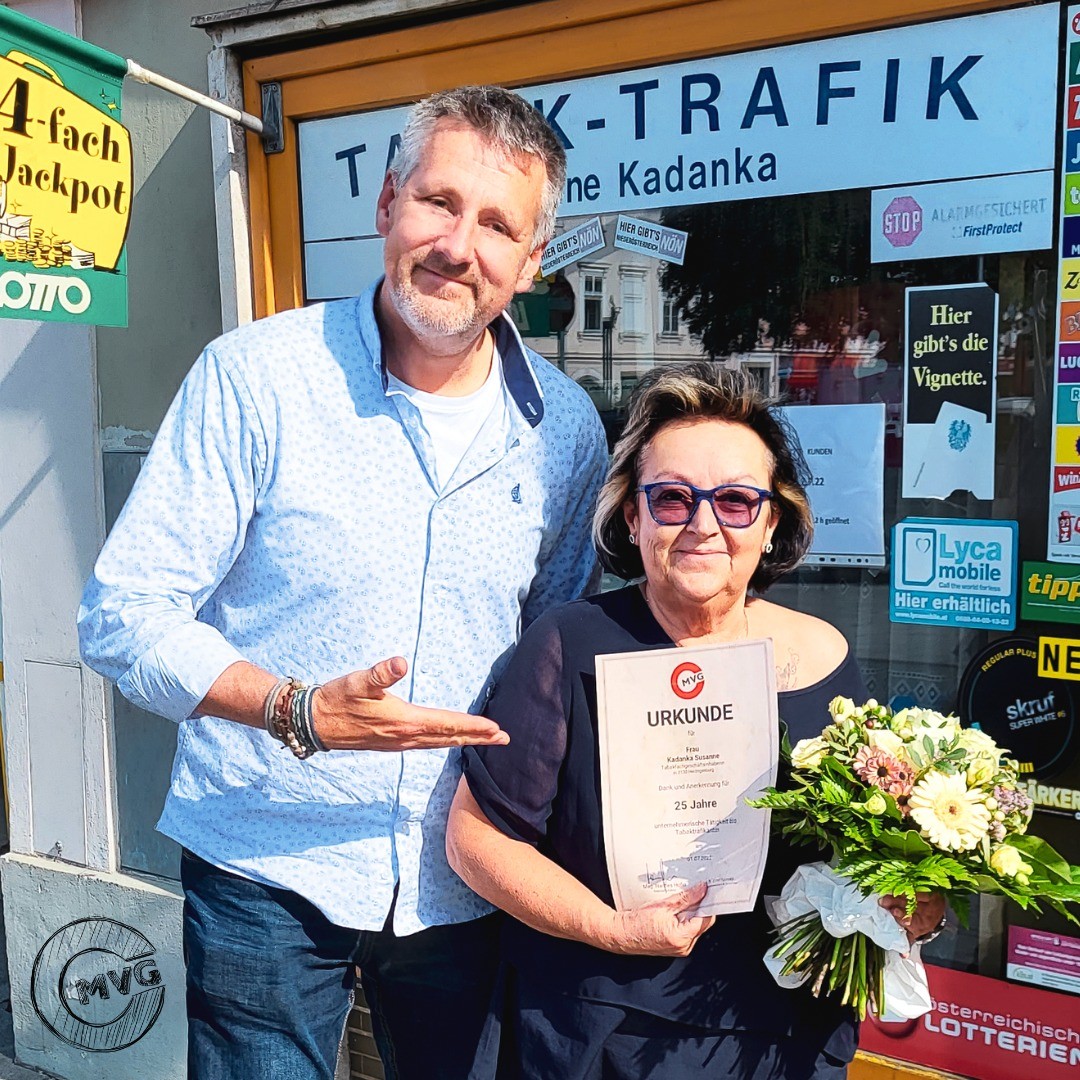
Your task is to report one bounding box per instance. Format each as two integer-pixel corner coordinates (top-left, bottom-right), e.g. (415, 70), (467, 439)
(390, 85), (566, 248)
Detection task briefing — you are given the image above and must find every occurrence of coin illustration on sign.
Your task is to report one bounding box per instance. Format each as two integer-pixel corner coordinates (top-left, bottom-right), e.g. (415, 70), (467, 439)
(31, 917), (164, 1051)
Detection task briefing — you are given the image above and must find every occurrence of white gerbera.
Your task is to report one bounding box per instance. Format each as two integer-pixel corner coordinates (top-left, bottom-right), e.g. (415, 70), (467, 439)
(908, 770), (992, 851)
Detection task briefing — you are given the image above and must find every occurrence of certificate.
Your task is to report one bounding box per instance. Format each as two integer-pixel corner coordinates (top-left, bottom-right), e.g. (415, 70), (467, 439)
(596, 639), (778, 918)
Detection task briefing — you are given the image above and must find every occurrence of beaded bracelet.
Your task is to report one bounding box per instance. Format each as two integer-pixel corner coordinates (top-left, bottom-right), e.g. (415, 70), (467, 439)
(263, 678), (324, 759)
(914, 913), (948, 946)
(269, 677), (303, 755)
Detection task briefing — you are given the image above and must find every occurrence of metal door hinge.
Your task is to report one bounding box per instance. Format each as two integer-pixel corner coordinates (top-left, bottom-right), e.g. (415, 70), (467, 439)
(261, 81), (284, 154)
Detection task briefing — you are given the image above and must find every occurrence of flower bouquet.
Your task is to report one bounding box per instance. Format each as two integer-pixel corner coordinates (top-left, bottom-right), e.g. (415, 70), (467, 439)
(748, 697), (1080, 1020)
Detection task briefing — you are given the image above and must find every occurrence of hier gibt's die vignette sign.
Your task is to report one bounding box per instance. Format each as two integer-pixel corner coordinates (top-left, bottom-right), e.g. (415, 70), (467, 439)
(0, 6), (131, 326)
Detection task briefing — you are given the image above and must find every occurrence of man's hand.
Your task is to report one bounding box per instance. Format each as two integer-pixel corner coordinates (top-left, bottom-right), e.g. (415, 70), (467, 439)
(602, 882), (715, 957)
(879, 891), (947, 945)
(311, 656), (510, 751)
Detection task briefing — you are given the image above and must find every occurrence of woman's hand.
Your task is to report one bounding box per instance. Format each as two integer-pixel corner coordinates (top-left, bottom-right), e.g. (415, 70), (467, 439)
(603, 882), (716, 957)
(448, 780), (712, 957)
(879, 891), (947, 945)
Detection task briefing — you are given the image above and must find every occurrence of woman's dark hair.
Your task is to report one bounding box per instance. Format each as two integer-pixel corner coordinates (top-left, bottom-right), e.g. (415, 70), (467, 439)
(592, 363), (814, 592)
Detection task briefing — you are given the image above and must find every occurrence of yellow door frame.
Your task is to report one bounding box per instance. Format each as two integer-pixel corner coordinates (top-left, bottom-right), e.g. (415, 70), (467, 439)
(239, 0), (1029, 319)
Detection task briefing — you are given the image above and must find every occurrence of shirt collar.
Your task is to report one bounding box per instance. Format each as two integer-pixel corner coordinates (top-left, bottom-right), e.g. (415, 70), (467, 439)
(356, 279), (545, 430)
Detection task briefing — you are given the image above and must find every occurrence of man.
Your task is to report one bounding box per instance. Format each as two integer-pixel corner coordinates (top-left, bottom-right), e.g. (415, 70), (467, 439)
(79, 86), (607, 1080)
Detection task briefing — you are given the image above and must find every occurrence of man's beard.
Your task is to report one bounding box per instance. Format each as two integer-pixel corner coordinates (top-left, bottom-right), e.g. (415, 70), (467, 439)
(386, 254), (491, 341)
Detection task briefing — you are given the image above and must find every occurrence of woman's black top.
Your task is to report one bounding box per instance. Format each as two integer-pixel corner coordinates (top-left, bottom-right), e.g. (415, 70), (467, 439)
(463, 586), (867, 1062)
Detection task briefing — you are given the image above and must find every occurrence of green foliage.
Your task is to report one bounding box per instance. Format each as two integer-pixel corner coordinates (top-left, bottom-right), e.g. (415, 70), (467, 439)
(949, 893), (971, 929)
(1008, 835), (1075, 884)
(876, 828), (933, 858)
(819, 777), (851, 806)
(821, 757), (858, 785)
(779, 722), (793, 762)
(839, 852), (980, 905)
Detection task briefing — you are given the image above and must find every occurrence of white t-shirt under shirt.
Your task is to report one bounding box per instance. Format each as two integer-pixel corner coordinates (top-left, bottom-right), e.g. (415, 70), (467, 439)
(386, 347), (507, 491)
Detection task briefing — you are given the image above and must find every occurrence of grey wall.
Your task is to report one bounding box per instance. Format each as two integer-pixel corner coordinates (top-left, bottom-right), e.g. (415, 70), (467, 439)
(82, 0), (226, 436)
(78, 0), (230, 876)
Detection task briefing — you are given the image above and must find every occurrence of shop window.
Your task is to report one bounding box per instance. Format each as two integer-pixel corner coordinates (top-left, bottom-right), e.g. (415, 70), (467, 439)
(531, 191), (1060, 979)
(287, 3), (1073, 1018)
(581, 270), (604, 333)
(501, 7), (1063, 994)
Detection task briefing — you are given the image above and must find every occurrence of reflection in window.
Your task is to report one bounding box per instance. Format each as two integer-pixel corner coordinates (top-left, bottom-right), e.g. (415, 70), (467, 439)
(662, 296), (680, 336)
(619, 268), (647, 338)
(582, 271), (604, 332)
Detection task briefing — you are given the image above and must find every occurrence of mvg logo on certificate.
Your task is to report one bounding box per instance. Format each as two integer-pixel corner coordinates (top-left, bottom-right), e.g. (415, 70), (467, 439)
(596, 639), (778, 918)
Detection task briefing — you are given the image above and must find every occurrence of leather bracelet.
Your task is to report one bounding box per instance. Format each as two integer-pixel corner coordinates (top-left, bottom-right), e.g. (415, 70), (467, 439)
(302, 685), (327, 753)
(290, 685), (324, 759)
(263, 678), (291, 738)
(267, 677), (315, 759)
(263, 678), (326, 759)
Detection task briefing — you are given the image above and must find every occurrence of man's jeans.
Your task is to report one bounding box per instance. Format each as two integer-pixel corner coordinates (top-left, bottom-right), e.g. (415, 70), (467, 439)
(181, 851), (499, 1080)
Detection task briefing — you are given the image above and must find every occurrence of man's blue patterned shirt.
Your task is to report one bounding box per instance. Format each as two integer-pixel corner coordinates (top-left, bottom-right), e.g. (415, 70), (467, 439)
(79, 283), (607, 933)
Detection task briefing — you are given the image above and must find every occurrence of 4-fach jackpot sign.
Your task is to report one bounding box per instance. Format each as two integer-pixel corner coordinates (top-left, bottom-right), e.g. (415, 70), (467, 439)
(0, 6), (130, 326)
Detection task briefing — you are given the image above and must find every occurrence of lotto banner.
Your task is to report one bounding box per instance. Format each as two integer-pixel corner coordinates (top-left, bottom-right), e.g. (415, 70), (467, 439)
(861, 965), (1080, 1079)
(0, 6), (130, 326)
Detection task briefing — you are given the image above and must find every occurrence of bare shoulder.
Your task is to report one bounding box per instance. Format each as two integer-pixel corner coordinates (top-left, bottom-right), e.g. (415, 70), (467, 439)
(746, 599), (849, 692)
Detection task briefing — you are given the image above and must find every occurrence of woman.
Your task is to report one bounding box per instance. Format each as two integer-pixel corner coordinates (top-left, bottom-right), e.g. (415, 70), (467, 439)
(447, 364), (939, 1079)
